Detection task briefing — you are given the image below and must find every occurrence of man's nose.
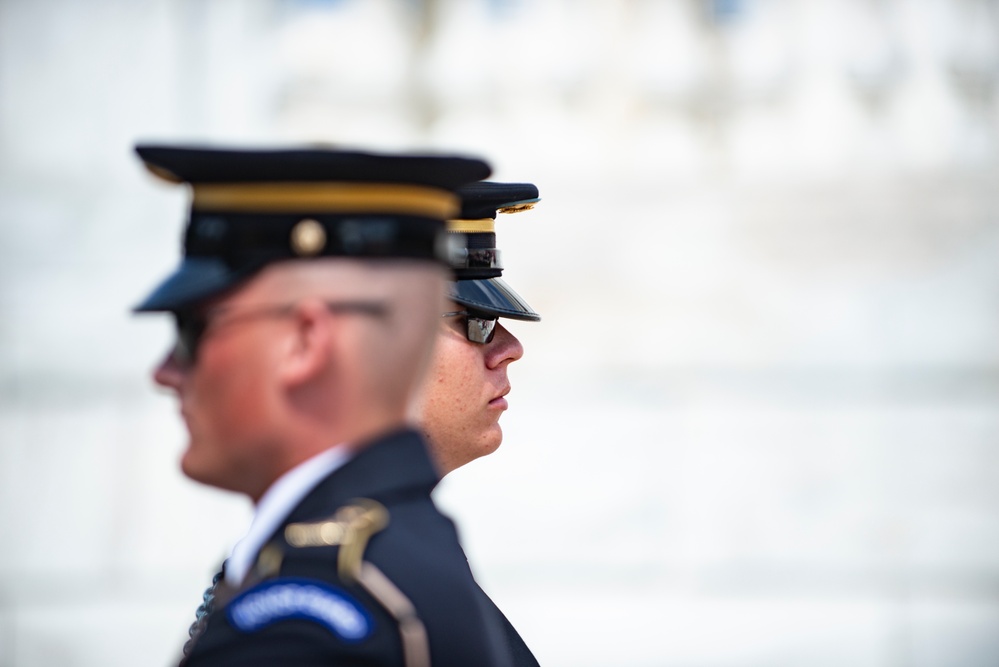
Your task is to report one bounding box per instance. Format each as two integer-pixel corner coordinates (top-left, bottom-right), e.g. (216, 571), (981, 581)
(153, 349), (184, 390)
(486, 322), (524, 369)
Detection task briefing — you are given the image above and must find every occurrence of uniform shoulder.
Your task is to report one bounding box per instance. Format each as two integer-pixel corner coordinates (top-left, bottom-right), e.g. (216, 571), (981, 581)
(187, 499), (430, 667)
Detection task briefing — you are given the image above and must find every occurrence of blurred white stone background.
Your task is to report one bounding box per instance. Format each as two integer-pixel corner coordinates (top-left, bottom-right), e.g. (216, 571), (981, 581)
(2, 0), (999, 664)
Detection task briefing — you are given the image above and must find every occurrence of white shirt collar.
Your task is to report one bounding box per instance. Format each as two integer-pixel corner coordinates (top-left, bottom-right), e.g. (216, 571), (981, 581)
(225, 444), (352, 587)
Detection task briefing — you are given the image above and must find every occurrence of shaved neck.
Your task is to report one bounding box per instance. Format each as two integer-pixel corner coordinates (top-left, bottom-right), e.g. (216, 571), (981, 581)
(235, 259), (445, 482)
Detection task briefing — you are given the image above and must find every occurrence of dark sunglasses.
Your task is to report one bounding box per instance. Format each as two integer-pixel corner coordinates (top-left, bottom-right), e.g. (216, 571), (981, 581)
(441, 310), (498, 344)
(172, 301), (388, 366)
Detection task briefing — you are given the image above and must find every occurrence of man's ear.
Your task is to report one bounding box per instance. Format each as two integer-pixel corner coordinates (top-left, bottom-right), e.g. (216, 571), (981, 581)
(279, 299), (332, 388)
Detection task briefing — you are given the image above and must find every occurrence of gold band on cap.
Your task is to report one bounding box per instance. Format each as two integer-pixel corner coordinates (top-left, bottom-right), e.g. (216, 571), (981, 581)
(191, 182), (459, 219)
(447, 218), (495, 233)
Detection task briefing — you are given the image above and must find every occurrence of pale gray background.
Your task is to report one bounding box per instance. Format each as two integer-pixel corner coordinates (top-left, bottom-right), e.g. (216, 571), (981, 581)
(2, 0), (999, 665)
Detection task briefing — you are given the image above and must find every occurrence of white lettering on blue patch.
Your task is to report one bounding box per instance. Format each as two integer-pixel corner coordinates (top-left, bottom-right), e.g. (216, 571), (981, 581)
(227, 578), (373, 641)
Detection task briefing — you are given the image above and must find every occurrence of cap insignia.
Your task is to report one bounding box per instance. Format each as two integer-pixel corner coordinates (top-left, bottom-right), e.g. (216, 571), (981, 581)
(290, 219), (327, 256)
(497, 201), (537, 214)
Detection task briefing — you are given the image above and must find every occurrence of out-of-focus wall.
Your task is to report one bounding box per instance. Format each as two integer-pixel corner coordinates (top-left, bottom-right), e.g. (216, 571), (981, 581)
(2, 0), (999, 665)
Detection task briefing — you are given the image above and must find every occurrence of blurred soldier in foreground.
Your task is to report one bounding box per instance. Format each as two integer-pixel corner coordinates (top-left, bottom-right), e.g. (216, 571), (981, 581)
(134, 144), (516, 667)
(413, 181), (542, 666)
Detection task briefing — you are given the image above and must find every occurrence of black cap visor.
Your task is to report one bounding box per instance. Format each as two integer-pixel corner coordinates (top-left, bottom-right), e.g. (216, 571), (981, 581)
(450, 277), (540, 321)
(134, 257), (255, 312)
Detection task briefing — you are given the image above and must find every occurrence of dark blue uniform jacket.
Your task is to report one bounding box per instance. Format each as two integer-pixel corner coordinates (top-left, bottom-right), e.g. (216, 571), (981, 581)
(182, 428), (516, 667)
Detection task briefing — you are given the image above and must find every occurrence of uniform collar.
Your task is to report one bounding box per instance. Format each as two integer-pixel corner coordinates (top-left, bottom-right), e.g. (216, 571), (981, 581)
(225, 444), (352, 586)
(225, 428), (439, 587)
(286, 427), (440, 524)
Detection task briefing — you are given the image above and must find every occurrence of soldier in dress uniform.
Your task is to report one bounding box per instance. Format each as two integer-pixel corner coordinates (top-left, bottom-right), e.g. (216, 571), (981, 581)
(133, 144), (517, 667)
(417, 181), (541, 475)
(414, 181), (543, 667)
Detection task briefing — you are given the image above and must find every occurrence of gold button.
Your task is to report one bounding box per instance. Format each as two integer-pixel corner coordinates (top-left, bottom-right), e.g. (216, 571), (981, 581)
(290, 218), (327, 256)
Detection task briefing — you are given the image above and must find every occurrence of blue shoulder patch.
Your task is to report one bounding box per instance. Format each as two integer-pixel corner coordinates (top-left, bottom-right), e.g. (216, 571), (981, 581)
(227, 577), (373, 641)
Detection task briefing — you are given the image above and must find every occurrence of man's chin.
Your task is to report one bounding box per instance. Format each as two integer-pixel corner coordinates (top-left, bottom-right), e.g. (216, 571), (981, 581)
(467, 429), (503, 465)
(431, 427), (503, 475)
(179, 445), (219, 487)
(179, 448), (205, 483)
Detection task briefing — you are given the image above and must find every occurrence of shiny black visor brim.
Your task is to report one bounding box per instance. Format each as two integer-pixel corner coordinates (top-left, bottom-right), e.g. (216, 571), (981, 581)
(449, 277), (540, 321)
(133, 257), (254, 313)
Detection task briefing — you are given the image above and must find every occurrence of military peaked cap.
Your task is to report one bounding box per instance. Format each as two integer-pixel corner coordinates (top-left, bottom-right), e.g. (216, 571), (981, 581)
(447, 181), (540, 321)
(133, 144), (491, 312)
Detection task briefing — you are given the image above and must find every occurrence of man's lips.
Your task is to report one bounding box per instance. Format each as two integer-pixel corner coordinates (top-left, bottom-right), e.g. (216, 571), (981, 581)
(488, 385), (511, 408)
